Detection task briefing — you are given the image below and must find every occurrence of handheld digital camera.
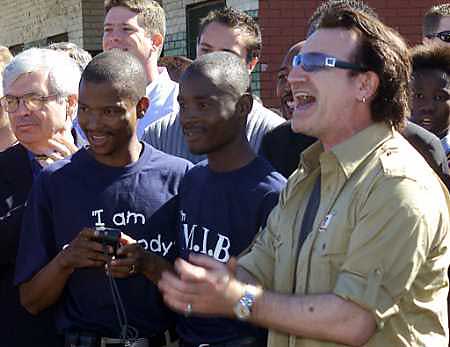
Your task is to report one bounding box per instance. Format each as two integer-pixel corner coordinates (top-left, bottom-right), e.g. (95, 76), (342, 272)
(93, 227), (121, 255)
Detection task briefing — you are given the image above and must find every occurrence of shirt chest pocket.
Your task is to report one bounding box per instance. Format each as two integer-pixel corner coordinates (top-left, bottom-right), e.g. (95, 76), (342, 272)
(310, 215), (351, 288)
(314, 212), (351, 256)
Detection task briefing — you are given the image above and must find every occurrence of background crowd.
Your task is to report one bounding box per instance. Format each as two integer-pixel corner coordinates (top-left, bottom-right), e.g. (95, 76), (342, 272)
(0, 1), (450, 347)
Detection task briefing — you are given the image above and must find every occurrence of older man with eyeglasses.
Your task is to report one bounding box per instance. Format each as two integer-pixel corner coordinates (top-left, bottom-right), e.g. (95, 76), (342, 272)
(0, 47), (80, 347)
(423, 3), (450, 45)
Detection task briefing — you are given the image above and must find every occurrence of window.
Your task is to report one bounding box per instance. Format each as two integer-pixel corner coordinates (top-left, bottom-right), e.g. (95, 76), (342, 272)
(46, 33), (69, 46)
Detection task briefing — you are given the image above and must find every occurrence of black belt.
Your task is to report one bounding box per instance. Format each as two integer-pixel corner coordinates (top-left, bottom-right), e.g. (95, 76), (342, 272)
(180, 335), (265, 347)
(64, 327), (177, 347)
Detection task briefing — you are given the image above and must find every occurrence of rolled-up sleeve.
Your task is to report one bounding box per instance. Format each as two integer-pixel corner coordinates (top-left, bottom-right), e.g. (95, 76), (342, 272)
(333, 176), (440, 327)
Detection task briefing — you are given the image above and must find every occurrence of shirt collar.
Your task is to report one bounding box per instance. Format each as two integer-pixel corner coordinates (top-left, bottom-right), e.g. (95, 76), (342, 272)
(300, 122), (395, 178)
(146, 66), (171, 93)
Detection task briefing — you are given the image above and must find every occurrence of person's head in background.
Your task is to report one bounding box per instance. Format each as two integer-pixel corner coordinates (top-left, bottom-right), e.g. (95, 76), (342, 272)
(197, 7), (261, 74)
(103, 0), (166, 82)
(409, 43), (450, 139)
(277, 41), (304, 120)
(2, 48), (81, 153)
(423, 4), (450, 46)
(307, 0), (378, 38)
(158, 55), (192, 82)
(47, 41), (93, 72)
(0, 46), (15, 151)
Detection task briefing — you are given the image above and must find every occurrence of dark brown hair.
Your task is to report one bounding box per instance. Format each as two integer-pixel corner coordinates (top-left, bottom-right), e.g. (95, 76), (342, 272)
(410, 43), (450, 77)
(198, 7), (262, 63)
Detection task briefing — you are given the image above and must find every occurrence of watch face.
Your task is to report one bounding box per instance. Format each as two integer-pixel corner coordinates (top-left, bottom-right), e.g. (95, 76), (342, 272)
(234, 297), (251, 320)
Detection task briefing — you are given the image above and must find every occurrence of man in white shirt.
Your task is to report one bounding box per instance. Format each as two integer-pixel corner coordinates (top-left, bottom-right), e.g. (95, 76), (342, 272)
(103, 0), (179, 137)
(143, 7), (283, 163)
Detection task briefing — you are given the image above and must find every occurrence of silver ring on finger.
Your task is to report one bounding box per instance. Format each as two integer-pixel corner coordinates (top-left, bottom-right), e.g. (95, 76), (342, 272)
(185, 303), (193, 317)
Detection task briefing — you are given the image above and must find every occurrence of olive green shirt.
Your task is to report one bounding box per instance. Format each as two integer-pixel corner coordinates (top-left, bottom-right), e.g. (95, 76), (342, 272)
(239, 123), (450, 347)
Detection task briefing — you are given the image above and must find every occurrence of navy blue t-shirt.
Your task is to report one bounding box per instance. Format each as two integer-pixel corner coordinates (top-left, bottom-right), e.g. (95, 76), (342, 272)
(15, 143), (192, 337)
(176, 156), (286, 344)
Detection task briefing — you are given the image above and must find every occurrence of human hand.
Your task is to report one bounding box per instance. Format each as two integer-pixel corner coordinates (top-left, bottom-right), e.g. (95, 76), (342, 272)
(57, 228), (113, 272)
(109, 242), (145, 278)
(158, 254), (244, 317)
(35, 132), (78, 166)
(110, 235), (172, 283)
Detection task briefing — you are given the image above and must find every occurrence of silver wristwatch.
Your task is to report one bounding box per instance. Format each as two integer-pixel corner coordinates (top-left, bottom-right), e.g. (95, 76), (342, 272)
(233, 285), (257, 320)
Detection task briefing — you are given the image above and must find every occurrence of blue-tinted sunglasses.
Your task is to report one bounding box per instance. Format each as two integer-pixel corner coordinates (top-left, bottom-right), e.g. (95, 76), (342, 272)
(426, 30), (450, 43)
(292, 52), (368, 72)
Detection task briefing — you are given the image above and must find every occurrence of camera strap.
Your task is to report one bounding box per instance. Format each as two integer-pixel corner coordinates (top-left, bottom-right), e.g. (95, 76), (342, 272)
(103, 247), (139, 343)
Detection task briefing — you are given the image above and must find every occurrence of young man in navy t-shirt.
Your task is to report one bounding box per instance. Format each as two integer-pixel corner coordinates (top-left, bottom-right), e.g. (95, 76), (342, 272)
(14, 50), (191, 346)
(111, 52), (286, 347)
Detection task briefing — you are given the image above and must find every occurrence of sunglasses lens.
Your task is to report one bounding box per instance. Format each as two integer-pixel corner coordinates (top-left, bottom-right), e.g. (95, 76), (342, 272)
(292, 53), (329, 72)
(303, 53), (323, 72)
(440, 32), (450, 43)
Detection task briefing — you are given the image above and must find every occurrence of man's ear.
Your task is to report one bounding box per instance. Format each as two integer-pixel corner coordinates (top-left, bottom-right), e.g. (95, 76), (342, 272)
(150, 33), (164, 53)
(236, 93), (253, 120)
(356, 71), (379, 103)
(136, 96), (150, 119)
(66, 94), (78, 121)
(247, 56), (259, 73)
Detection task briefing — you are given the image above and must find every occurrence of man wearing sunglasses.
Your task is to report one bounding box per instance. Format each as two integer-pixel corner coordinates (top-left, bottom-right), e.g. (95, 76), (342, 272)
(0, 48), (81, 347)
(423, 3), (450, 45)
(158, 7), (450, 347)
(262, 0), (450, 182)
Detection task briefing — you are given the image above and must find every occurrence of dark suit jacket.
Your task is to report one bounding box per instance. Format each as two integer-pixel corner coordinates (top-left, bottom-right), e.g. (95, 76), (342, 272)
(259, 121), (316, 178)
(0, 143), (58, 347)
(402, 121), (450, 189)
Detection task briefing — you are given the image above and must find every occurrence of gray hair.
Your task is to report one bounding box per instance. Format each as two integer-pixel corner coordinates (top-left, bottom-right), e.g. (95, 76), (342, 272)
(47, 42), (93, 71)
(3, 48), (81, 97)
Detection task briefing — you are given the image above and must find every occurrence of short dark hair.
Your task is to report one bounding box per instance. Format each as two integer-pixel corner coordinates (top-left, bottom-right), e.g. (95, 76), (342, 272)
(81, 49), (147, 102)
(158, 55), (192, 82)
(423, 3), (450, 37)
(198, 7), (262, 62)
(317, 9), (410, 130)
(307, 0), (378, 37)
(410, 43), (450, 79)
(182, 51), (250, 98)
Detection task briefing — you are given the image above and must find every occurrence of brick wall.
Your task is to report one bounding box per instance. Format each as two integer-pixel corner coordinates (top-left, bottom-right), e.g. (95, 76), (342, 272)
(258, 0), (442, 109)
(0, 0), (83, 48)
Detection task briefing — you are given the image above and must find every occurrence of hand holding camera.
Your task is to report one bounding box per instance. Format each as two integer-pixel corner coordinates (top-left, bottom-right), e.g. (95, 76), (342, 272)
(57, 227), (118, 272)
